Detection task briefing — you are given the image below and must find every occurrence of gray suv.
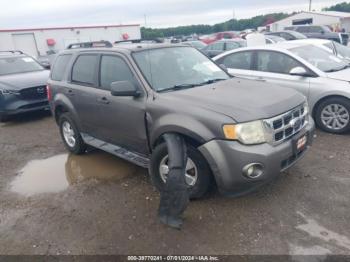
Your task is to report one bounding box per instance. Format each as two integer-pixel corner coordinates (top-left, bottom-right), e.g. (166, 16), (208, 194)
(285, 25), (349, 45)
(48, 44), (315, 198)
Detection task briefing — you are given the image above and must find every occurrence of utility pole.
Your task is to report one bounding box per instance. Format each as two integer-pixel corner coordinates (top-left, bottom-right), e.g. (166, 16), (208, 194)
(309, 0), (312, 11)
(144, 14), (147, 28)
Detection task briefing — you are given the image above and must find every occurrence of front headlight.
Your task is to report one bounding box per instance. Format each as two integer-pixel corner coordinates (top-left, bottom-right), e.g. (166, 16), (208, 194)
(223, 120), (267, 145)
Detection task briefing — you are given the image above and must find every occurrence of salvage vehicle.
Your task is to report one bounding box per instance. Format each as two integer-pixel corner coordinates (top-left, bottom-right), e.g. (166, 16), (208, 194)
(182, 40), (207, 50)
(0, 51), (50, 122)
(291, 39), (350, 62)
(285, 25), (349, 45)
(265, 35), (286, 44)
(202, 39), (247, 58)
(265, 30), (307, 41)
(214, 42), (350, 134)
(48, 44), (314, 198)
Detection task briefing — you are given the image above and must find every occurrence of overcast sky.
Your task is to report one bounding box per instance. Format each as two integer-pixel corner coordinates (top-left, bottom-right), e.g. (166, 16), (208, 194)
(0, 0), (346, 29)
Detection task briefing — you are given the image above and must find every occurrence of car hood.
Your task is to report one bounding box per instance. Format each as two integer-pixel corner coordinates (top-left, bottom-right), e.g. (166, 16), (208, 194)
(327, 68), (350, 82)
(0, 70), (50, 90)
(160, 78), (305, 123)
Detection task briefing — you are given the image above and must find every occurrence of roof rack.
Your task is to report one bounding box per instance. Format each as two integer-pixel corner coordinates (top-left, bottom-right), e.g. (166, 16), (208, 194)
(0, 50), (24, 55)
(114, 38), (164, 44)
(66, 41), (113, 49)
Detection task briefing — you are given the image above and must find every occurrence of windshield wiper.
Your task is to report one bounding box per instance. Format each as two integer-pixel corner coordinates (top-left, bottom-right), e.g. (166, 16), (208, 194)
(158, 83), (199, 93)
(158, 78), (227, 93)
(325, 64), (350, 73)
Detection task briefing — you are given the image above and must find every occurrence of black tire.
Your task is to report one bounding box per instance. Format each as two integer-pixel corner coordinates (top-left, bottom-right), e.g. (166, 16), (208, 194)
(149, 142), (212, 199)
(58, 113), (86, 154)
(315, 97), (350, 134)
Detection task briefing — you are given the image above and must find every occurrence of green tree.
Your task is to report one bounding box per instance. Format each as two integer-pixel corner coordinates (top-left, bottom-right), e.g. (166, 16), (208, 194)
(323, 2), (350, 12)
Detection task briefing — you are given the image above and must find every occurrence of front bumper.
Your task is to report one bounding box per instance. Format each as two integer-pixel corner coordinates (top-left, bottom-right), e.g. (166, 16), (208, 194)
(198, 117), (315, 196)
(0, 94), (49, 117)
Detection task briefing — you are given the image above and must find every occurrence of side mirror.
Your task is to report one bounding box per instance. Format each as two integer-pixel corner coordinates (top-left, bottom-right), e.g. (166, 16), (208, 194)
(110, 81), (141, 97)
(40, 62), (51, 70)
(289, 67), (309, 77)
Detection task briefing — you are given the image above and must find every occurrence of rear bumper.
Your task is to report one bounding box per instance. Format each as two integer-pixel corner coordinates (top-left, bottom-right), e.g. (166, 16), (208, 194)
(198, 117), (315, 196)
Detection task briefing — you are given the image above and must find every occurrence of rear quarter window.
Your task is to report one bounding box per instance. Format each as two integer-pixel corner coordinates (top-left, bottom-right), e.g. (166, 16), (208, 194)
(51, 54), (72, 81)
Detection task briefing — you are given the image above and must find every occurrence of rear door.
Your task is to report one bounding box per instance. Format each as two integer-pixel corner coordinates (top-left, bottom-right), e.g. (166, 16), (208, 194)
(252, 50), (310, 98)
(66, 53), (101, 136)
(94, 53), (148, 155)
(215, 50), (254, 79)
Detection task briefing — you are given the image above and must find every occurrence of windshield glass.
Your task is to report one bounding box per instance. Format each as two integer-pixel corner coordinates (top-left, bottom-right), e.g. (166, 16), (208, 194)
(0, 56), (43, 75)
(290, 45), (348, 72)
(290, 31), (307, 39)
(333, 41), (350, 59)
(133, 47), (229, 92)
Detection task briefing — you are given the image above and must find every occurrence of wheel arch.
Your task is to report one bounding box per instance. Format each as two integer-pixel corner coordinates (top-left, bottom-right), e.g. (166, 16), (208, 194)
(312, 95), (350, 118)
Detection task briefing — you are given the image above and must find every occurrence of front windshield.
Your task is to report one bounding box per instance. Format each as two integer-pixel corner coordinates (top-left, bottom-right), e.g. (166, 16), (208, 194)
(0, 56), (43, 75)
(290, 45), (348, 72)
(333, 41), (350, 59)
(133, 47), (229, 92)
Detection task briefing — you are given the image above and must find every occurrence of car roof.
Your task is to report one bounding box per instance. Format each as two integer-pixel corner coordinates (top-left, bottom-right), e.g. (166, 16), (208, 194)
(289, 38), (331, 45)
(59, 43), (189, 55)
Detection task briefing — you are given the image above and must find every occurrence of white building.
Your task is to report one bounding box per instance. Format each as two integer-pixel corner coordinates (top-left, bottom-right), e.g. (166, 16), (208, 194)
(269, 11), (350, 32)
(0, 24), (141, 57)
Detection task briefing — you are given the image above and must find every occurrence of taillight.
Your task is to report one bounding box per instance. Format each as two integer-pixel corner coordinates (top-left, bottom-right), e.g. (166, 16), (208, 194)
(46, 84), (52, 101)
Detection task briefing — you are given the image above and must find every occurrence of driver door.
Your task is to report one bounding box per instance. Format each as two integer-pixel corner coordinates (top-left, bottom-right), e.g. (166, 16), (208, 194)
(251, 50), (311, 99)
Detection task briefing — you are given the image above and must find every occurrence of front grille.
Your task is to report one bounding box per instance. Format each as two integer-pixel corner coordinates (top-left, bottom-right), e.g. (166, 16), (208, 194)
(263, 103), (308, 145)
(20, 86), (47, 100)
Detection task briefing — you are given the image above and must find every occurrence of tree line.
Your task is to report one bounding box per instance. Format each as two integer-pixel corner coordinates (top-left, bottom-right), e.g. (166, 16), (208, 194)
(141, 13), (289, 39)
(323, 2), (350, 12)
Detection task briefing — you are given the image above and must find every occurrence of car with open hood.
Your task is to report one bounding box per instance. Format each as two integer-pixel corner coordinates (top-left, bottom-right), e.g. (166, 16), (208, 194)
(48, 43), (314, 198)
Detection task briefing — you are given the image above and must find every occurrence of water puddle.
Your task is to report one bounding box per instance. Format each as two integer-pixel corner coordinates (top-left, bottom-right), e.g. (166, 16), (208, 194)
(10, 151), (140, 196)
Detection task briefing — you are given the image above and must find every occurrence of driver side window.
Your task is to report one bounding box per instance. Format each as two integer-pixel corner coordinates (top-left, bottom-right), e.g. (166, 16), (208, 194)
(256, 51), (304, 75)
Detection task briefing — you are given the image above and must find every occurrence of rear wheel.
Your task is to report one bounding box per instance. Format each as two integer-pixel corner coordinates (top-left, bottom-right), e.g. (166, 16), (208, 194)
(315, 97), (350, 134)
(58, 113), (86, 154)
(150, 142), (212, 199)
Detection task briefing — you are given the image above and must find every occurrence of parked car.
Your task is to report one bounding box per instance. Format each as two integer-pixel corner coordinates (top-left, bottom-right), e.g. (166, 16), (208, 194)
(202, 39), (247, 58)
(200, 31), (239, 44)
(285, 25), (349, 45)
(48, 44), (314, 198)
(182, 40), (207, 50)
(265, 35), (286, 44)
(265, 30), (307, 41)
(291, 39), (350, 62)
(214, 42), (350, 134)
(0, 51), (50, 122)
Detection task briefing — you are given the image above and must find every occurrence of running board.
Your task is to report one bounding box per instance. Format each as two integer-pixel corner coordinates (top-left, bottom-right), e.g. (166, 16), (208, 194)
(81, 133), (150, 168)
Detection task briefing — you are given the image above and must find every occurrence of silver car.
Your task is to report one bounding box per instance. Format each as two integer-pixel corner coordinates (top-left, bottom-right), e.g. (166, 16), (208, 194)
(214, 42), (350, 134)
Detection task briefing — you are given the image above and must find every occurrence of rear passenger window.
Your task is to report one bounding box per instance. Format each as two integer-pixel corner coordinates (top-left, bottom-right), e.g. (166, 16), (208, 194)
(220, 51), (253, 70)
(256, 51), (302, 74)
(100, 55), (135, 90)
(51, 54), (72, 81)
(71, 55), (98, 85)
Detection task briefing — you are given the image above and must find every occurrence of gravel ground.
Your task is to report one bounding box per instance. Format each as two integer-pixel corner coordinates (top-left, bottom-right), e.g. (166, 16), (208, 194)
(0, 111), (349, 256)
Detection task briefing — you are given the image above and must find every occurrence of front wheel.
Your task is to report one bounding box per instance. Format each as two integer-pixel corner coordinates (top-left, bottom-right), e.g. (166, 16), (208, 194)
(315, 97), (350, 134)
(149, 142), (212, 199)
(58, 113), (86, 154)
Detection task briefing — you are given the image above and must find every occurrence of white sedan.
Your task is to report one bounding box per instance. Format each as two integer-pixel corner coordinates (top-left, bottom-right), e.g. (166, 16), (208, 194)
(213, 42), (350, 134)
(291, 38), (350, 62)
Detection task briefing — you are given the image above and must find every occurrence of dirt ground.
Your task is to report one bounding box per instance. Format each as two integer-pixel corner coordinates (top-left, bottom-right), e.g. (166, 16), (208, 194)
(0, 111), (350, 256)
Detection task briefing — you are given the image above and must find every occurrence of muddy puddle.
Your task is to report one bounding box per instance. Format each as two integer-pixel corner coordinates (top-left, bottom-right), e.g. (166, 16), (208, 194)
(10, 151), (140, 196)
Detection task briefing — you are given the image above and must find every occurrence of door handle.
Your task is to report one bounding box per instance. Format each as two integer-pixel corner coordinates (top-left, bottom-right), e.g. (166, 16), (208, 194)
(67, 89), (74, 96)
(254, 77), (266, 82)
(97, 97), (110, 104)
